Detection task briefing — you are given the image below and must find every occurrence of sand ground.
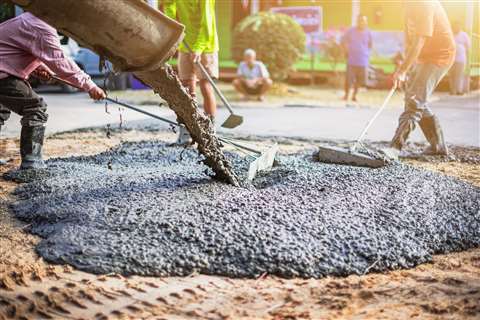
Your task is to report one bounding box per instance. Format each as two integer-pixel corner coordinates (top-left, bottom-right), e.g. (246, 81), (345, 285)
(1, 130), (479, 320)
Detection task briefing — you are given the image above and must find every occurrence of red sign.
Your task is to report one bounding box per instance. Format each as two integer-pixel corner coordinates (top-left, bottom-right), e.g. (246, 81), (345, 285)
(271, 6), (322, 34)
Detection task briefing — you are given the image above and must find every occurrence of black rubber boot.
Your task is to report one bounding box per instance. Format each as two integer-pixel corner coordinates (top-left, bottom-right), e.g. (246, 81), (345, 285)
(0, 126), (6, 166)
(419, 115), (448, 156)
(20, 126), (46, 170)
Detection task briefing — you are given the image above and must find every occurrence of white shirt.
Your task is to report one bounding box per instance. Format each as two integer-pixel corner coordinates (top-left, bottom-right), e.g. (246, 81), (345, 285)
(237, 61), (269, 80)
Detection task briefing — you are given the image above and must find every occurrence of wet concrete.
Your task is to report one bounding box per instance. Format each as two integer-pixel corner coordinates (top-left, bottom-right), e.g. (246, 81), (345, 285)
(6, 141), (480, 278)
(136, 66), (239, 186)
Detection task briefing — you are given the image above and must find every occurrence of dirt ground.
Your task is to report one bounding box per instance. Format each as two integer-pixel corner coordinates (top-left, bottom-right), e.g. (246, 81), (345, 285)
(1, 130), (479, 320)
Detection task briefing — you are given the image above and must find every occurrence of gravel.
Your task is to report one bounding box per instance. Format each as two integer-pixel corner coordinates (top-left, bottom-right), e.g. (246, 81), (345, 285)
(6, 140), (480, 278)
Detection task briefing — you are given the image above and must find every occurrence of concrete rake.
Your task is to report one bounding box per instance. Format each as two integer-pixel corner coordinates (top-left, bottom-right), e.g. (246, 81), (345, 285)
(317, 86), (397, 168)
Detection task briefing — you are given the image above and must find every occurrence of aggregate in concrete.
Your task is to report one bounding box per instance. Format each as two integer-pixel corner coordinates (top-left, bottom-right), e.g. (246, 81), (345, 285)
(7, 141), (480, 278)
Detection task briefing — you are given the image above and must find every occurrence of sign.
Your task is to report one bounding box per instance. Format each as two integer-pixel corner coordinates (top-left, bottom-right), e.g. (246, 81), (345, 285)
(271, 6), (322, 33)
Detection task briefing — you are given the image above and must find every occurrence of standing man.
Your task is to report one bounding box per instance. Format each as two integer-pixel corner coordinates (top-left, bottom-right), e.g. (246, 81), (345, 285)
(341, 14), (373, 103)
(0, 13), (106, 169)
(164, 0), (219, 144)
(233, 49), (272, 101)
(449, 21), (471, 95)
(383, 0), (455, 160)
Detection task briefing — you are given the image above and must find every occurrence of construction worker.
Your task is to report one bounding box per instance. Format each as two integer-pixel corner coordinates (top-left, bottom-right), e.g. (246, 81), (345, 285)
(382, 0), (455, 160)
(0, 13), (106, 168)
(164, 0), (219, 144)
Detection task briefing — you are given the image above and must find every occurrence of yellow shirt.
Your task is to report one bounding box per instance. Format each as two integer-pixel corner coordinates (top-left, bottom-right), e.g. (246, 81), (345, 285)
(164, 0), (219, 54)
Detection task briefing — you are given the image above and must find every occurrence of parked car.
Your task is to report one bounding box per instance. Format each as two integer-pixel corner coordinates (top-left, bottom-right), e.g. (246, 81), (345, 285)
(74, 47), (130, 91)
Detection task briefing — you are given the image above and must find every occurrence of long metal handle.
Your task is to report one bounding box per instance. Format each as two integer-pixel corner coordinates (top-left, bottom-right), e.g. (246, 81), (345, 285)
(50, 75), (260, 154)
(182, 41), (236, 115)
(351, 86), (397, 152)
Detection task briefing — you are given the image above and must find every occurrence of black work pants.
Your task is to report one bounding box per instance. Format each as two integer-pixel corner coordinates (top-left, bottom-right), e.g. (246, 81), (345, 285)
(0, 76), (48, 127)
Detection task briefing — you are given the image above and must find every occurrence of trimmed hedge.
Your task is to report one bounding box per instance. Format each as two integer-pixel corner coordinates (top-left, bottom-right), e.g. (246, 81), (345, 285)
(232, 12), (306, 80)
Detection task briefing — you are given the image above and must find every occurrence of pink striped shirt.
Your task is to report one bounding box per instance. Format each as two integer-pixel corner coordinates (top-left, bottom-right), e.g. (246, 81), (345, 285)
(0, 13), (96, 91)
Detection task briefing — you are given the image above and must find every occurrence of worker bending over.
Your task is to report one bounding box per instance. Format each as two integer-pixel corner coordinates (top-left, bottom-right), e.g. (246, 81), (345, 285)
(164, 0), (219, 144)
(383, 0), (455, 160)
(0, 13), (105, 169)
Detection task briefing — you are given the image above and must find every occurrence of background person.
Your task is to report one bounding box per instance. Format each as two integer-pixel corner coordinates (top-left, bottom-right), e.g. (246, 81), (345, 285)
(0, 13), (105, 169)
(341, 14), (373, 103)
(382, 0), (455, 160)
(449, 21), (471, 95)
(164, 0), (219, 144)
(233, 49), (272, 101)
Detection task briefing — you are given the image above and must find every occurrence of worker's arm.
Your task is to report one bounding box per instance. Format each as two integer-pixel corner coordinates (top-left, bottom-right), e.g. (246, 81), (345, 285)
(191, 0), (215, 54)
(393, 35), (426, 86)
(30, 26), (105, 100)
(368, 30), (373, 49)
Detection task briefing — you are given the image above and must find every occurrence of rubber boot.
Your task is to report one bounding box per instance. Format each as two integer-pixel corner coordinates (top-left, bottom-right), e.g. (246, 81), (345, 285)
(175, 125), (192, 145)
(20, 126), (46, 170)
(381, 117), (416, 161)
(419, 115), (448, 156)
(0, 126), (6, 166)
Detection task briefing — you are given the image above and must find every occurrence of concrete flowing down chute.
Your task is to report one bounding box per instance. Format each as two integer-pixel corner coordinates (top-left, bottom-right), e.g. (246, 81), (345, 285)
(9, 0), (240, 186)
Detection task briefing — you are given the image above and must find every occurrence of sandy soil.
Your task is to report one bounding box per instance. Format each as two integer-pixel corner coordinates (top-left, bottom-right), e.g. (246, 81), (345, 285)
(1, 130), (479, 320)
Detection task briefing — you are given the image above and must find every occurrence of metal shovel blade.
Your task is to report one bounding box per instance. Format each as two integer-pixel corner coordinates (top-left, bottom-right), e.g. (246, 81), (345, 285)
(247, 144), (279, 181)
(316, 145), (386, 168)
(221, 114), (244, 129)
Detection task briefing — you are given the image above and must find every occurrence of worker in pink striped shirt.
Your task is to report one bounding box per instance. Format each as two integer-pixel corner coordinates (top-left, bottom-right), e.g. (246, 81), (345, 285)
(0, 12), (106, 169)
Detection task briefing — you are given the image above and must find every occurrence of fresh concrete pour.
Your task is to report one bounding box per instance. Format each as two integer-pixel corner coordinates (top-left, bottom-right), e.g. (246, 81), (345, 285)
(7, 141), (480, 278)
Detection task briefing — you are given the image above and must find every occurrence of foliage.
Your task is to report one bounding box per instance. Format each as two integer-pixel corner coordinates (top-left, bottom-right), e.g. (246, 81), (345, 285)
(232, 12), (306, 80)
(323, 38), (344, 71)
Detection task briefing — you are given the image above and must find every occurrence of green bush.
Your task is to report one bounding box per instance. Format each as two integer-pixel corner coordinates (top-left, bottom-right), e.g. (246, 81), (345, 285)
(232, 12), (306, 80)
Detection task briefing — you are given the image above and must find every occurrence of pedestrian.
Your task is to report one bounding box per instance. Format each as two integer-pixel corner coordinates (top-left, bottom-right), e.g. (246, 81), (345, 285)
(382, 0), (455, 160)
(341, 14), (373, 103)
(164, 0), (219, 144)
(0, 13), (105, 169)
(449, 21), (471, 95)
(233, 49), (272, 101)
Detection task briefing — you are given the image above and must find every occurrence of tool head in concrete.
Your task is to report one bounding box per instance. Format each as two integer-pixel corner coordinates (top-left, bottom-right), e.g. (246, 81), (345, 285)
(221, 114), (244, 129)
(6, 141), (480, 279)
(317, 145), (387, 168)
(247, 144), (279, 180)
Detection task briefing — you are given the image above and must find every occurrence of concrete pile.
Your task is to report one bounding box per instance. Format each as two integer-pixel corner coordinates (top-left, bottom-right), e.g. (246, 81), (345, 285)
(7, 141), (480, 278)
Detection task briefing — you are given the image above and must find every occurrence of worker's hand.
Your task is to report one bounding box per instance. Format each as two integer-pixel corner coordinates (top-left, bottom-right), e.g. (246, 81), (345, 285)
(88, 86), (106, 101)
(392, 69), (407, 89)
(190, 52), (201, 64)
(32, 66), (52, 82)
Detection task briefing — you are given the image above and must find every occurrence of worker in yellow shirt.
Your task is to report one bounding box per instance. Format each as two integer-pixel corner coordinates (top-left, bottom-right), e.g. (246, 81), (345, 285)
(164, 0), (219, 144)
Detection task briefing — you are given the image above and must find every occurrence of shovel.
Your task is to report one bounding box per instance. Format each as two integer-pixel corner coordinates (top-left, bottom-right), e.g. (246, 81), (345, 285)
(183, 41), (244, 129)
(50, 75), (275, 180)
